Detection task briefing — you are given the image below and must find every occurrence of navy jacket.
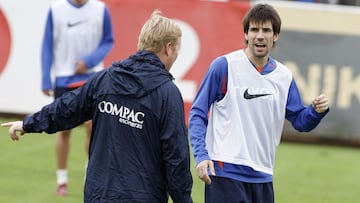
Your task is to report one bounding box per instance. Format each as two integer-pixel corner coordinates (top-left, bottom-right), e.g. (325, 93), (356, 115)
(23, 51), (193, 203)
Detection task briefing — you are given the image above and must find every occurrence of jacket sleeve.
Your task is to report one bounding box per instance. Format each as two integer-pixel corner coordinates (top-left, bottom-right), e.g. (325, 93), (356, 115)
(160, 82), (193, 203)
(23, 77), (96, 133)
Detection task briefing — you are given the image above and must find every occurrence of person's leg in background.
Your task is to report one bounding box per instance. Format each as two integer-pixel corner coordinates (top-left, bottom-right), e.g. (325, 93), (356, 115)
(55, 129), (71, 196)
(54, 87), (92, 196)
(54, 87), (72, 196)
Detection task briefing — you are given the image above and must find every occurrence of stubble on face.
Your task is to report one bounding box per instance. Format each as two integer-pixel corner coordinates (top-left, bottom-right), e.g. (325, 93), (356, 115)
(245, 21), (278, 65)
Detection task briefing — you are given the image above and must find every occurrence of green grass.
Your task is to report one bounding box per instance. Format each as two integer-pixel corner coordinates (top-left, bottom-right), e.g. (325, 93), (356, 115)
(1, 117), (360, 202)
(274, 142), (360, 203)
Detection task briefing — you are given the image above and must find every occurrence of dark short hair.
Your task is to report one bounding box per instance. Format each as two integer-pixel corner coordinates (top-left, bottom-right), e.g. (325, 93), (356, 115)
(242, 3), (281, 35)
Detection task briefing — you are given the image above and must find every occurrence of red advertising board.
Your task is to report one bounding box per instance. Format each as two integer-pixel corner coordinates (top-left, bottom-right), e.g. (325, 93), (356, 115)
(0, 0), (359, 141)
(0, 7), (11, 76)
(103, 0), (250, 123)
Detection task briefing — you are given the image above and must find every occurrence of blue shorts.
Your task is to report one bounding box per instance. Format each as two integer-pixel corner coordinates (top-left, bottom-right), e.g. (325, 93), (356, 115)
(205, 176), (274, 203)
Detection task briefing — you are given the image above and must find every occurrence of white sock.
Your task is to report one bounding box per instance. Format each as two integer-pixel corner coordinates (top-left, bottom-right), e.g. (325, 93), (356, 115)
(56, 169), (68, 185)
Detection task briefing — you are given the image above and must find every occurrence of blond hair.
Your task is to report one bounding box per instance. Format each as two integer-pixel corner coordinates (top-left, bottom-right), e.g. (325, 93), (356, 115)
(138, 10), (181, 53)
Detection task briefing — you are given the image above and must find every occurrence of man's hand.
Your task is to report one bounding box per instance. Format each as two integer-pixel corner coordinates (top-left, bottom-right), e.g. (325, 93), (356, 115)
(42, 89), (53, 97)
(196, 160), (216, 185)
(1, 121), (25, 141)
(75, 60), (88, 74)
(312, 94), (329, 113)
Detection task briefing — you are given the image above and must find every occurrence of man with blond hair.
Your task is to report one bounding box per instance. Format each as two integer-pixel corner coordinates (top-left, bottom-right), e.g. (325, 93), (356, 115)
(2, 10), (193, 203)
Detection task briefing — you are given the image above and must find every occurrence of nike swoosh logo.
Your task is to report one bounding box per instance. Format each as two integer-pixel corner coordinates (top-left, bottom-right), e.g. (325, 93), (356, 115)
(67, 21), (83, 27)
(243, 88), (272, 99)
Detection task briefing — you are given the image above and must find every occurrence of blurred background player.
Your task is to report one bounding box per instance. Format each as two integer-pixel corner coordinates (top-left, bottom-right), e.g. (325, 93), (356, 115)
(41, 0), (114, 196)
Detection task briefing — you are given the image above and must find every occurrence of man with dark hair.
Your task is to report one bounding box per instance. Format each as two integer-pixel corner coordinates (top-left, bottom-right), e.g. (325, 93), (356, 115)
(189, 3), (329, 203)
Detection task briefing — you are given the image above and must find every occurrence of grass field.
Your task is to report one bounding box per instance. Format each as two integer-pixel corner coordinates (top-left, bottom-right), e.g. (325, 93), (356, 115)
(1, 117), (360, 203)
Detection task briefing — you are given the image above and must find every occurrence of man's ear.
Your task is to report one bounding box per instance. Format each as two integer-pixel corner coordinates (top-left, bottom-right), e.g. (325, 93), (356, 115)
(164, 42), (172, 56)
(273, 33), (279, 43)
